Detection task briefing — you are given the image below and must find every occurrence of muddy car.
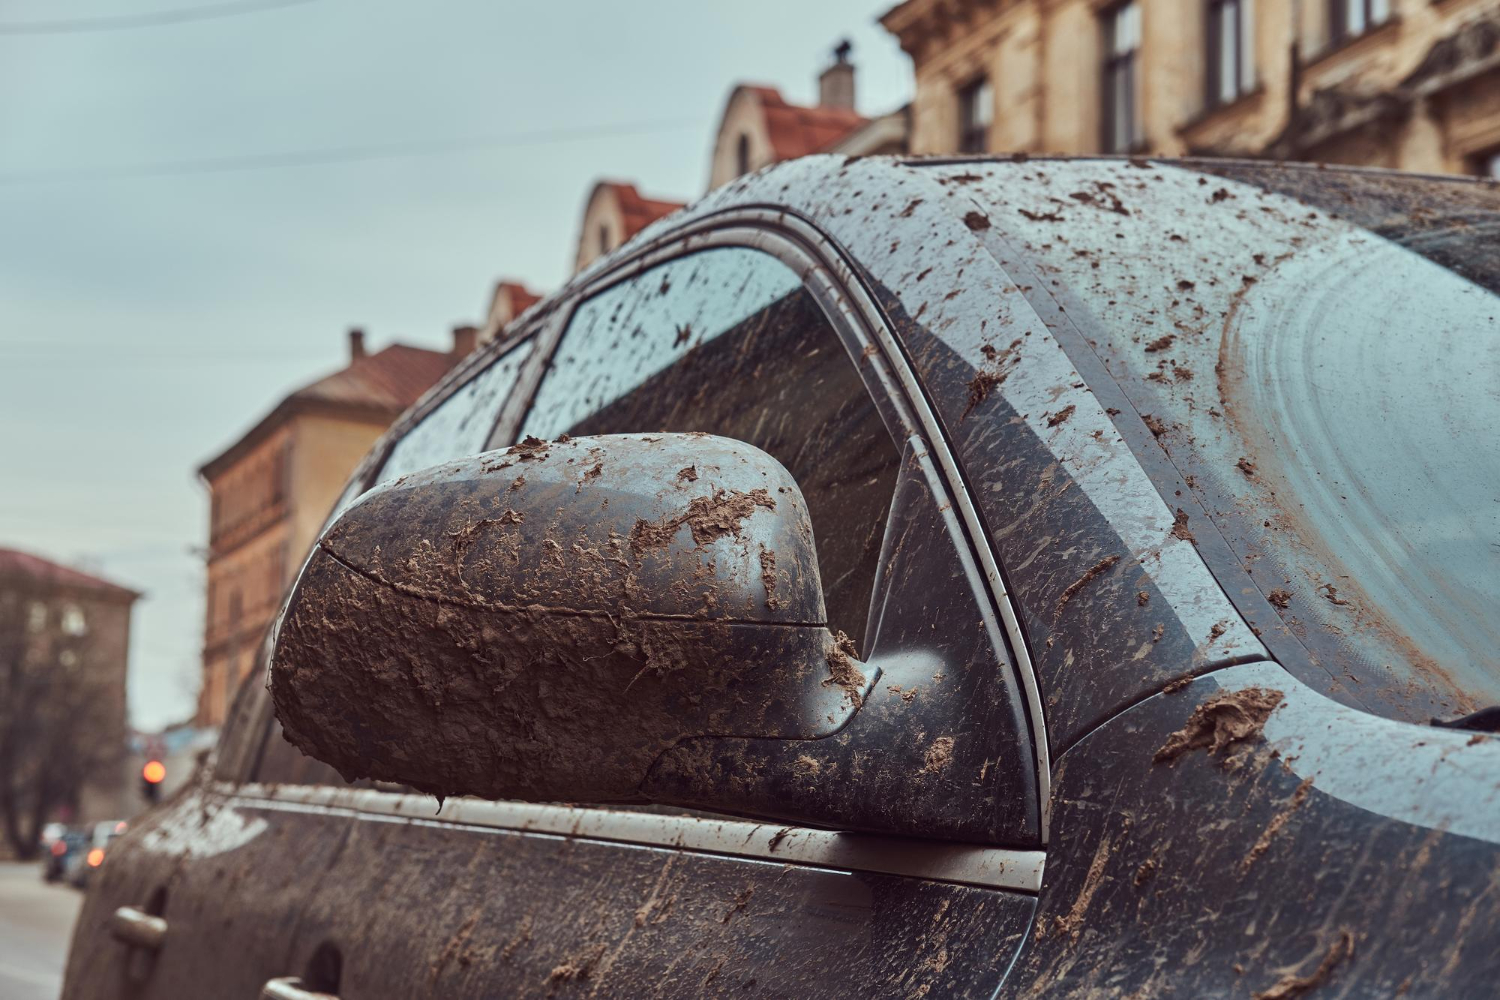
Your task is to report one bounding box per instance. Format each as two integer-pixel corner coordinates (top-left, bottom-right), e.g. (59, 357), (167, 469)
(63, 156), (1500, 998)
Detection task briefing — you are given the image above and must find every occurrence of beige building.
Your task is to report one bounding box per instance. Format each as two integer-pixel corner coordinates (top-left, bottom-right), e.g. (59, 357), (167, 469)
(479, 279), (543, 344)
(572, 44), (913, 276)
(881, 0), (1500, 174)
(708, 42), (910, 191)
(0, 548), (139, 854)
(197, 329), (469, 725)
(574, 181), (687, 274)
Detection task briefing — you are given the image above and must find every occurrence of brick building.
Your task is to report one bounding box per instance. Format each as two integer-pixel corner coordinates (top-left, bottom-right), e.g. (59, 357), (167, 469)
(880, 0), (1500, 174)
(0, 548), (139, 854)
(196, 329), (473, 725)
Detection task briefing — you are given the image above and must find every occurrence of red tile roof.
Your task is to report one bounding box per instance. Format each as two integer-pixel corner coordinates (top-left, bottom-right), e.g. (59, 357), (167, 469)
(0, 547), (140, 601)
(290, 343), (454, 412)
(741, 85), (868, 159)
(595, 181), (686, 241)
(493, 280), (542, 318)
(199, 340), (456, 481)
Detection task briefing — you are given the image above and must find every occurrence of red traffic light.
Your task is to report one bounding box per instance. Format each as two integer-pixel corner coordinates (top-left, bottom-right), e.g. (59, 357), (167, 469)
(142, 760), (166, 784)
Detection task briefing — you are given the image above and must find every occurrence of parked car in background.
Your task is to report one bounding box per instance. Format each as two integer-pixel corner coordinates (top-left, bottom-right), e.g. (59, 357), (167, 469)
(42, 824), (88, 884)
(66, 821), (127, 890)
(63, 156), (1500, 998)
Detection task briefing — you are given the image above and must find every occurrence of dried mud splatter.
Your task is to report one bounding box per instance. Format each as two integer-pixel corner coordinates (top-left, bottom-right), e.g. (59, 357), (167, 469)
(1154, 687), (1284, 766)
(823, 630), (866, 707)
(1050, 835), (1112, 942)
(1242, 776), (1314, 872)
(921, 736), (955, 775)
(629, 488), (775, 557)
(1252, 930), (1354, 1000)
(1054, 555), (1120, 620)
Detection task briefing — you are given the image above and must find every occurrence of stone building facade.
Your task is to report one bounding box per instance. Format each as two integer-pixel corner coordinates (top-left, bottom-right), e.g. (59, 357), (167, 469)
(0, 548), (138, 854)
(880, 0), (1500, 174)
(196, 329), (471, 725)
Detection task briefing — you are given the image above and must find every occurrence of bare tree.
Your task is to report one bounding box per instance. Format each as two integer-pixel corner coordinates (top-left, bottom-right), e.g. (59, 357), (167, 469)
(0, 590), (122, 860)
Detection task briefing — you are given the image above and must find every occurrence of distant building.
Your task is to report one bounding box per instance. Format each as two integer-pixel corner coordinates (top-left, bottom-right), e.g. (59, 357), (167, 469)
(196, 329), (473, 725)
(574, 181), (687, 274)
(708, 42), (909, 191)
(881, 0), (1500, 174)
(0, 547), (139, 855)
(479, 279), (544, 345)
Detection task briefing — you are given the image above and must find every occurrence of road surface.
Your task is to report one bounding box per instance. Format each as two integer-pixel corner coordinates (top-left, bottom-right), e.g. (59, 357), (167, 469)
(0, 862), (82, 1000)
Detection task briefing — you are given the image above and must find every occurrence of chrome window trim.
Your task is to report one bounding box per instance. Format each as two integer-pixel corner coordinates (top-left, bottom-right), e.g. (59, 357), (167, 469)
(499, 210), (1052, 841)
(227, 783), (1045, 894)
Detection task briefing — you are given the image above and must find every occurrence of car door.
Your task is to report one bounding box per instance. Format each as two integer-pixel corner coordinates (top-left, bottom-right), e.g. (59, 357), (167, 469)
(60, 640), (359, 1000)
(256, 237), (1045, 997)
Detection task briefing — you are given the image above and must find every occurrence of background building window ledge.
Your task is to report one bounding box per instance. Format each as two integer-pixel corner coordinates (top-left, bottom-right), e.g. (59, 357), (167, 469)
(1304, 16), (1403, 74)
(1179, 84), (1267, 137)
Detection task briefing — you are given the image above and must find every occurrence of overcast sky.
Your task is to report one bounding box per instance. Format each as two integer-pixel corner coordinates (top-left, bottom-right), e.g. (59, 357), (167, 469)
(0, 0), (912, 730)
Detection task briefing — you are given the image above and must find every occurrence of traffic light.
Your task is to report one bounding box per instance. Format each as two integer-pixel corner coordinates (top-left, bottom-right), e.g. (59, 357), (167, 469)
(141, 759), (165, 804)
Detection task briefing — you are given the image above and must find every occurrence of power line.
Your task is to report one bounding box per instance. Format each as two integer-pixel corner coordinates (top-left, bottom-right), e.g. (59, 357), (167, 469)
(0, 117), (700, 184)
(0, 0), (316, 35)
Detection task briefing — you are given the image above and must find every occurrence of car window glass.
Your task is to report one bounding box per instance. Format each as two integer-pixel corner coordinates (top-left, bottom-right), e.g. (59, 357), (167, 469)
(379, 338), (533, 484)
(521, 247), (900, 652)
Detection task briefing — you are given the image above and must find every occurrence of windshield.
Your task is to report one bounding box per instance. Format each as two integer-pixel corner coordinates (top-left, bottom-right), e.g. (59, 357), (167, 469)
(964, 159), (1500, 719)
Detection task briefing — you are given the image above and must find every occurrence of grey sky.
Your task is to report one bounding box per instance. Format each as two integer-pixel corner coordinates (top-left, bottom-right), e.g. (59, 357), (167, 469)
(0, 0), (912, 730)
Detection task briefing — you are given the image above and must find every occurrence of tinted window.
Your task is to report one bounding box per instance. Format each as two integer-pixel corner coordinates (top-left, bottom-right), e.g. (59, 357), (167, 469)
(379, 339), (533, 483)
(522, 247), (901, 651)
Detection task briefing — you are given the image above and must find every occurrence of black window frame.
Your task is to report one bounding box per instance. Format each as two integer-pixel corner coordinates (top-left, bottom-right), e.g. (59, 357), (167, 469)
(1101, 0), (1143, 154)
(1206, 0), (1254, 109)
(1327, 0), (1391, 44)
(957, 76), (993, 154)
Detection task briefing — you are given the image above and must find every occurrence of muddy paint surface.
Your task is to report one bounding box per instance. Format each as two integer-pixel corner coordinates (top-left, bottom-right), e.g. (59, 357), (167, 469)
(271, 433), (879, 805)
(61, 783), (357, 1000)
(1008, 663), (1500, 997)
(285, 804), (1034, 999)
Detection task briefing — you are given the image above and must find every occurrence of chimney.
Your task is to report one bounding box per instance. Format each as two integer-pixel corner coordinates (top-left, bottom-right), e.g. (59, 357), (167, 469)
(348, 327), (366, 361)
(451, 325), (479, 359)
(818, 39), (856, 111)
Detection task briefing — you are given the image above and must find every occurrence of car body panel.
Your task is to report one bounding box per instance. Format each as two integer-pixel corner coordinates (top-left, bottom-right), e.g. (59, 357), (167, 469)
(1008, 660), (1500, 997)
(237, 786), (1037, 999)
(62, 785), (356, 999)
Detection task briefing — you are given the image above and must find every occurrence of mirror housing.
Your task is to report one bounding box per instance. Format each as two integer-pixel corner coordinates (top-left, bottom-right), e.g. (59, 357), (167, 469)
(270, 433), (873, 804)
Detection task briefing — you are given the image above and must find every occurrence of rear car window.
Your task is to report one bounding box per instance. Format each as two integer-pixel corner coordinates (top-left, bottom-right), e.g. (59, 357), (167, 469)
(521, 247), (901, 653)
(968, 158), (1500, 717)
(377, 338), (533, 484)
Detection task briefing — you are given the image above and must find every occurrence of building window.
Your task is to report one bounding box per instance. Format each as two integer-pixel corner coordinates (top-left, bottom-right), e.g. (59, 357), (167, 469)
(1329, 0), (1390, 43)
(958, 77), (993, 153)
(1207, 0), (1255, 107)
(1103, 1), (1143, 153)
(597, 223), (610, 256)
(1471, 148), (1500, 179)
(26, 601), (47, 632)
(60, 603), (87, 636)
(736, 133), (751, 177)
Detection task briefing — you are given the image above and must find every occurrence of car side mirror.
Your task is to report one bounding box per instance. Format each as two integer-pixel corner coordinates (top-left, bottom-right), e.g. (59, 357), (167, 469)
(270, 433), (875, 805)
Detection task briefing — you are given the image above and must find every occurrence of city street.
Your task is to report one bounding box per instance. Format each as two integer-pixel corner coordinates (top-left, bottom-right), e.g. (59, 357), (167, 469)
(0, 862), (81, 1000)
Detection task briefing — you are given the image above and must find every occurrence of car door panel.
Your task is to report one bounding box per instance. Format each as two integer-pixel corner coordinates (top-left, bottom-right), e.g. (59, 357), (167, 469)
(1006, 662), (1500, 997)
(278, 798), (1036, 998)
(61, 785), (354, 1000)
